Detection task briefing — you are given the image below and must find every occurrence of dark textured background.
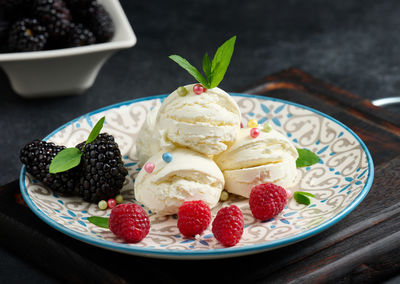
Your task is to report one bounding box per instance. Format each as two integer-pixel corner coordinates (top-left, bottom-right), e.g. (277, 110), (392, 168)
(1, 0), (399, 282)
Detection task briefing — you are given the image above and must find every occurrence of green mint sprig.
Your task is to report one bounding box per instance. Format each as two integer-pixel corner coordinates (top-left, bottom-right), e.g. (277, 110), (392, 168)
(293, 191), (316, 205)
(88, 216), (109, 229)
(169, 35), (236, 89)
(296, 148), (320, 168)
(49, 116), (106, 174)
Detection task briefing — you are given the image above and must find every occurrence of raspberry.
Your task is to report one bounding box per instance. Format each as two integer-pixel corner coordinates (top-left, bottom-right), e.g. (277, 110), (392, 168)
(177, 200), (211, 237)
(109, 203), (150, 243)
(249, 183), (287, 221)
(212, 205), (244, 247)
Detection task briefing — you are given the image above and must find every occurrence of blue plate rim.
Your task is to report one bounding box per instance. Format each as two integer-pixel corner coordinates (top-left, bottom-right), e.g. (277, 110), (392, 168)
(19, 93), (374, 259)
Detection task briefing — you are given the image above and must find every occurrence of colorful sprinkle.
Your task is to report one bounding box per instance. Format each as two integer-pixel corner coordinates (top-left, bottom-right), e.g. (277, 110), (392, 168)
(107, 199), (117, 209)
(162, 152), (173, 163)
(250, 128), (260, 138)
(115, 194), (124, 204)
(285, 189), (293, 199)
(220, 190), (229, 201)
(248, 119), (258, 128)
(144, 162), (155, 173)
(177, 86), (188, 97)
(262, 122), (272, 133)
(193, 84), (206, 95)
(98, 200), (107, 210)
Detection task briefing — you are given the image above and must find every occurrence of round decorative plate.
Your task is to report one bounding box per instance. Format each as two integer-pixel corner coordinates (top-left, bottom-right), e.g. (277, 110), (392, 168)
(20, 94), (374, 259)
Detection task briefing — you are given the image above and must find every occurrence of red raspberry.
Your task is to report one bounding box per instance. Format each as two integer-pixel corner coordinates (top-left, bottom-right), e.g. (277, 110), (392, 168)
(109, 203), (150, 243)
(177, 200), (212, 237)
(212, 205), (244, 247)
(249, 183), (287, 221)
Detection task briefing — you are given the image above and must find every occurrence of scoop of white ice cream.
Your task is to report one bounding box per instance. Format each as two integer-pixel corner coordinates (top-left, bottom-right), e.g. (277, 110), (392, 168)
(154, 84), (241, 156)
(214, 126), (298, 198)
(135, 105), (167, 166)
(134, 148), (224, 216)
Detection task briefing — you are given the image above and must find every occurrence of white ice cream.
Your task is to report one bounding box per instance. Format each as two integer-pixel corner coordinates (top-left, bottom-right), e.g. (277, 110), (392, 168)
(214, 126), (298, 198)
(134, 148), (224, 216)
(154, 84), (241, 156)
(135, 105), (165, 166)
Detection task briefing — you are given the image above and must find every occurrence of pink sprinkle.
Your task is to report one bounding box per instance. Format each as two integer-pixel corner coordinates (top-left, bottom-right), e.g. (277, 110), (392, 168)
(193, 84), (206, 95)
(285, 189), (293, 199)
(144, 162), (155, 173)
(240, 122), (244, 128)
(107, 198), (117, 209)
(250, 128), (260, 138)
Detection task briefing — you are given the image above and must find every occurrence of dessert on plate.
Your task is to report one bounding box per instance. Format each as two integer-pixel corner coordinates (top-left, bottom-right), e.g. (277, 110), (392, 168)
(20, 35), (320, 246)
(133, 35), (305, 218)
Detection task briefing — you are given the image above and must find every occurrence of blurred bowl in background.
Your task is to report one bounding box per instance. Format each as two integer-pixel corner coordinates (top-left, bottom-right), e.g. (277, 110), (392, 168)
(0, 0), (136, 98)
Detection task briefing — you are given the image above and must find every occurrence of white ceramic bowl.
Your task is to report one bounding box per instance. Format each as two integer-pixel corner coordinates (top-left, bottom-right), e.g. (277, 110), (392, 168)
(0, 0), (136, 98)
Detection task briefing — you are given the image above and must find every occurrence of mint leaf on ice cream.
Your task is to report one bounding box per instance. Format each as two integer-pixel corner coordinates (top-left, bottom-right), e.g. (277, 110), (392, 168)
(169, 35), (236, 89)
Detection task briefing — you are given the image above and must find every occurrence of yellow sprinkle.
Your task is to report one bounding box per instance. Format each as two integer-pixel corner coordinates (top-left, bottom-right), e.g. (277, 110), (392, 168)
(262, 122), (272, 133)
(220, 190), (229, 201)
(115, 194), (124, 204)
(98, 200), (107, 210)
(248, 119), (258, 128)
(177, 86), (188, 97)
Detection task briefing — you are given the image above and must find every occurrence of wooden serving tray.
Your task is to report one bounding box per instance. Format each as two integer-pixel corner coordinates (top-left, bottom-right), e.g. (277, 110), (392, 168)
(1, 68), (400, 283)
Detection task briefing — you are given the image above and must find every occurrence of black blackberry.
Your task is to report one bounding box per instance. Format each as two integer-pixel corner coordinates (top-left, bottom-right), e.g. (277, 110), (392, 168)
(86, 3), (114, 42)
(33, 0), (72, 41)
(8, 18), (48, 52)
(69, 2), (113, 43)
(66, 23), (96, 47)
(1, 0), (34, 21)
(64, 0), (95, 14)
(0, 18), (9, 41)
(76, 133), (128, 203)
(20, 140), (80, 195)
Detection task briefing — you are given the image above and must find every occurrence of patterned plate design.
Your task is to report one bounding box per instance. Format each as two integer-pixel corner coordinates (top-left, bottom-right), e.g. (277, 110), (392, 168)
(20, 94), (374, 259)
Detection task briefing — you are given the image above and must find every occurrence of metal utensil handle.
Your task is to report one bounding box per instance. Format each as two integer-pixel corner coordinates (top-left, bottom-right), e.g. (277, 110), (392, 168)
(372, 97), (400, 106)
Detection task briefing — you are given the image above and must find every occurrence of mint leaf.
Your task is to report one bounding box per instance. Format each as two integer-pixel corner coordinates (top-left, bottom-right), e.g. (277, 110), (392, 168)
(86, 116), (105, 145)
(48, 116), (106, 174)
(169, 35), (237, 89)
(169, 55), (209, 87)
(296, 148), (320, 168)
(294, 191), (316, 205)
(88, 216), (109, 229)
(297, 191), (316, 198)
(49, 147), (82, 173)
(202, 52), (212, 85)
(209, 35), (236, 88)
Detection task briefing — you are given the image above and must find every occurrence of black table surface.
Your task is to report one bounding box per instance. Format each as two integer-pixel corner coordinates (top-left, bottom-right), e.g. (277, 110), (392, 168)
(1, 0), (400, 283)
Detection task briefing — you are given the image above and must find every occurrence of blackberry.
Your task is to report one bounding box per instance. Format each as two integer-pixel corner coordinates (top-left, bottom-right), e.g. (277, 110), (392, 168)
(66, 23), (95, 47)
(76, 133), (128, 203)
(1, 0), (34, 21)
(70, 2), (114, 43)
(86, 3), (114, 42)
(20, 140), (80, 195)
(8, 18), (48, 52)
(64, 0), (95, 14)
(33, 0), (72, 41)
(0, 18), (9, 42)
